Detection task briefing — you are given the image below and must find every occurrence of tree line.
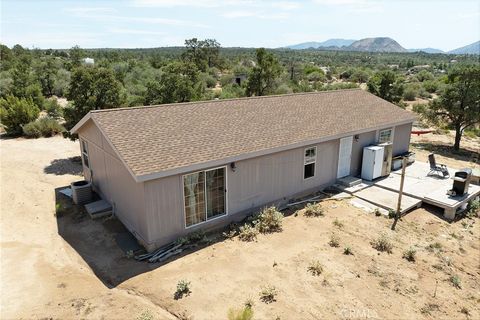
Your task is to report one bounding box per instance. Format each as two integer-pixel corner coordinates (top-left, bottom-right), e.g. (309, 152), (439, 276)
(0, 40), (479, 149)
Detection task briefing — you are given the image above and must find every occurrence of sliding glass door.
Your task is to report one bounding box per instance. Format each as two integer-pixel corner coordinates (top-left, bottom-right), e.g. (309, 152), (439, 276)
(183, 167), (226, 227)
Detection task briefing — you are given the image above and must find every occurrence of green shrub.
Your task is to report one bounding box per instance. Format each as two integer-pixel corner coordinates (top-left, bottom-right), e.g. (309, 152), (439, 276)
(307, 260), (324, 276)
(0, 95), (40, 135)
(403, 247), (417, 262)
(254, 206), (283, 233)
(449, 275), (461, 289)
(343, 246), (353, 255)
(44, 99), (63, 119)
(22, 117), (65, 138)
(371, 233), (393, 253)
(466, 199), (480, 217)
(227, 305), (253, 320)
(304, 203), (325, 217)
(174, 279), (191, 299)
(259, 285), (277, 303)
(412, 103), (428, 114)
(403, 87), (417, 101)
(238, 224), (258, 242)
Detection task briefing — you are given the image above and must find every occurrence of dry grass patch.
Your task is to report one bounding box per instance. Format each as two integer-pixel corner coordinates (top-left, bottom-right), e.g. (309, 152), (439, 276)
(303, 203), (325, 217)
(259, 285), (278, 304)
(307, 260), (324, 276)
(328, 233), (340, 247)
(238, 224), (258, 242)
(371, 233), (393, 254)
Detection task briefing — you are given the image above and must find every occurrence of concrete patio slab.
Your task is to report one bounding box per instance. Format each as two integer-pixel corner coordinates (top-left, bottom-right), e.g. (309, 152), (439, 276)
(354, 185), (422, 214)
(372, 161), (480, 220)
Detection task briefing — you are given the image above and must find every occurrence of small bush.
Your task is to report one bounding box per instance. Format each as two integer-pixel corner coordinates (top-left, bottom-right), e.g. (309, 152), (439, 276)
(343, 246), (353, 255)
(227, 305), (253, 320)
(403, 247), (416, 262)
(255, 206), (283, 233)
(259, 285), (277, 303)
(0, 95), (40, 135)
(374, 208), (382, 216)
(332, 218), (344, 228)
(450, 275), (461, 289)
(420, 303), (440, 315)
(137, 310), (154, 320)
(460, 306), (470, 316)
(328, 233), (340, 247)
(388, 209), (396, 219)
(304, 203), (325, 217)
(23, 117), (65, 138)
(371, 233), (393, 254)
(174, 280), (191, 299)
(426, 242), (443, 253)
(238, 224), (258, 242)
(44, 99), (63, 119)
(466, 199), (480, 218)
(307, 260), (324, 276)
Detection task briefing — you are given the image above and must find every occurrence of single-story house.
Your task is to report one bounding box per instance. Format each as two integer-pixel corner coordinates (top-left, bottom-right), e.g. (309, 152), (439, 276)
(71, 89), (415, 251)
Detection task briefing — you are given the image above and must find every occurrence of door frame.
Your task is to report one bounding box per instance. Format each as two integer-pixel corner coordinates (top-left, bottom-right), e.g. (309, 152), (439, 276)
(337, 136), (353, 178)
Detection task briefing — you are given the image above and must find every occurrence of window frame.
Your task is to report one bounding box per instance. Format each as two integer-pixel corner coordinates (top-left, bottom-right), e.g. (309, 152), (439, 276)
(81, 139), (90, 168)
(377, 128), (394, 144)
(182, 166), (228, 229)
(303, 146), (317, 180)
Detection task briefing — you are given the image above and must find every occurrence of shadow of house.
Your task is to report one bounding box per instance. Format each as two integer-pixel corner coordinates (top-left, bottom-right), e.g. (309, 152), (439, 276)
(54, 187), (226, 288)
(45, 157), (83, 175)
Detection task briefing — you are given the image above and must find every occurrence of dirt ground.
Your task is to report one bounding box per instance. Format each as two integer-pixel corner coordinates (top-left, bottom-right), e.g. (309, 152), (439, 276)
(410, 128), (479, 170)
(1, 135), (479, 320)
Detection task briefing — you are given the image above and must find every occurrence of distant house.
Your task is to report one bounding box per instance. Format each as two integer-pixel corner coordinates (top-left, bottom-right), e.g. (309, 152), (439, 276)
(71, 89), (415, 251)
(82, 57), (94, 65)
(232, 73), (247, 85)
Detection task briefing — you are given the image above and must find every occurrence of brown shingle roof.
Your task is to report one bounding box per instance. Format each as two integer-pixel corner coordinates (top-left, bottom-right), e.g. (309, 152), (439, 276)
(82, 89), (415, 180)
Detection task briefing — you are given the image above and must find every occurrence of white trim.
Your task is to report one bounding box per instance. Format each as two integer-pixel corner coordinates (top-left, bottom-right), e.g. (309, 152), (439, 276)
(70, 113), (92, 134)
(303, 146), (317, 180)
(81, 139), (90, 168)
(137, 119), (414, 182)
(376, 127), (395, 144)
(182, 166), (228, 230)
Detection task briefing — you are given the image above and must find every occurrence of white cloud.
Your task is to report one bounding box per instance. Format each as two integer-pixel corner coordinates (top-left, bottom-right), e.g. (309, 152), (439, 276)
(66, 8), (209, 28)
(313, 0), (383, 13)
(107, 28), (167, 35)
(131, 0), (300, 10)
(222, 10), (290, 20)
(64, 7), (117, 14)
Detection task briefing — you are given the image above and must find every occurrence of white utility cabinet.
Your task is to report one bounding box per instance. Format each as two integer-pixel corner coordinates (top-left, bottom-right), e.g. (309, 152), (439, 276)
(361, 146), (385, 181)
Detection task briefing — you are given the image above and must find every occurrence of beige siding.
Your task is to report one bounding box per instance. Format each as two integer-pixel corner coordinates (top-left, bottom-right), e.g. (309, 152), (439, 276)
(77, 120), (148, 245)
(350, 130), (377, 176)
(393, 123), (412, 156)
(144, 139), (339, 249)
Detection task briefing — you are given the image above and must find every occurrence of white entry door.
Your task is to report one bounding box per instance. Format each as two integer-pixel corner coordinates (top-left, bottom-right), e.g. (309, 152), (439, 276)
(337, 136), (353, 178)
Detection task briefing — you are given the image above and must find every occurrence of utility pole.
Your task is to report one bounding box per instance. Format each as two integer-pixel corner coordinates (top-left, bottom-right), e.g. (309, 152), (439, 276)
(391, 157), (407, 230)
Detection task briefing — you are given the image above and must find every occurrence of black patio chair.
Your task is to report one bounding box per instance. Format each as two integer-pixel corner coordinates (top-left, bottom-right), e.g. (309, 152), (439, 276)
(428, 153), (449, 178)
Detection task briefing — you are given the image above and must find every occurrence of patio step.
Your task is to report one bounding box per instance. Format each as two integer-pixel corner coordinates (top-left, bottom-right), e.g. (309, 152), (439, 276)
(337, 176), (362, 188)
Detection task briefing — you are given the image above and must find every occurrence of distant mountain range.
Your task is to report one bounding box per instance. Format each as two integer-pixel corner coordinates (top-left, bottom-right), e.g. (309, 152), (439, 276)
(284, 37), (479, 55)
(447, 41), (480, 54)
(286, 39), (356, 50)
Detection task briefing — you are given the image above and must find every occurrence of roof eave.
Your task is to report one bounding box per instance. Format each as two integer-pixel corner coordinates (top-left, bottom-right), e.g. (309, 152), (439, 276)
(70, 112), (92, 134)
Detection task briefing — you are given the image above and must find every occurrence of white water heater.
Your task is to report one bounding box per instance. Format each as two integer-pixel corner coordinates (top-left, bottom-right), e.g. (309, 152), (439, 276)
(361, 146), (385, 181)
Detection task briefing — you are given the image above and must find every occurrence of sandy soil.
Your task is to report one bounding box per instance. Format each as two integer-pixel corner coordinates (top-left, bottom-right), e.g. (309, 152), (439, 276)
(410, 128), (480, 170)
(0, 136), (175, 319)
(1, 135), (479, 319)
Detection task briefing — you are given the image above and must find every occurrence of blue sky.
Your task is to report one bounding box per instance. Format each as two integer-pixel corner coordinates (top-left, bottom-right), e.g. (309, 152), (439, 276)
(1, 0), (479, 51)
